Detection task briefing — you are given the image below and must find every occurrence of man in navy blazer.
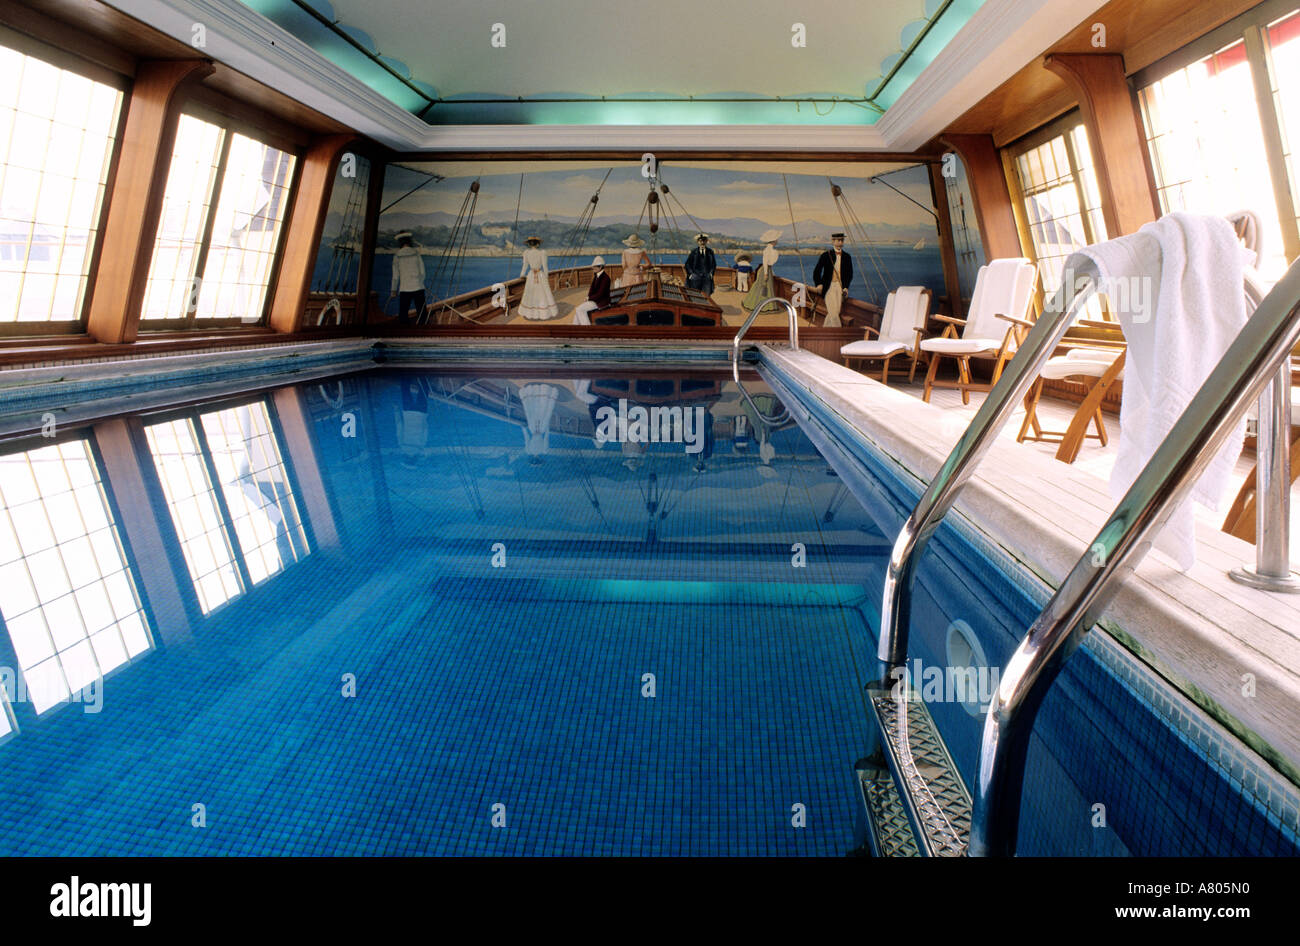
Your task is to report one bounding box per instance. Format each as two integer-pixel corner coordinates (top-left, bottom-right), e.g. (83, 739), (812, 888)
(813, 233), (854, 326)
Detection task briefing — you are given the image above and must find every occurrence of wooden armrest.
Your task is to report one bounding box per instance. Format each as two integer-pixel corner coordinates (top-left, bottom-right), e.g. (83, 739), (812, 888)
(859, 325), (881, 338)
(995, 313), (1034, 328)
(933, 313), (966, 325)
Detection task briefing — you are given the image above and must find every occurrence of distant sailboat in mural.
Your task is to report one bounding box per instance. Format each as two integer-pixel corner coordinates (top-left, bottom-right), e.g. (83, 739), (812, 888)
(913, 238), (926, 250)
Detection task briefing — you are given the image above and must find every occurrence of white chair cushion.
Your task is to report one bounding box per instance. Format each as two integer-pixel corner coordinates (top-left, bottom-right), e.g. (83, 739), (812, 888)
(1041, 357), (1124, 381)
(841, 339), (909, 357)
(920, 337), (1005, 354)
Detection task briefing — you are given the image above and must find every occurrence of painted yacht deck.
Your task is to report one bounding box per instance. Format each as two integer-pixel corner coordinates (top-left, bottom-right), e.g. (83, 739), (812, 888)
(766, 346), (1300, 781)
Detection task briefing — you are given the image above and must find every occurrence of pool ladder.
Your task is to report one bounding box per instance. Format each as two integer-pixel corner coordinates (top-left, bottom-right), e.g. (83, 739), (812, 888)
(861, 257), (1300, 857)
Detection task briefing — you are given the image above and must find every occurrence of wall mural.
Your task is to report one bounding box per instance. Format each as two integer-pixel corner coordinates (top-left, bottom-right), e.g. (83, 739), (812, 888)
(359, 159), (951, 327)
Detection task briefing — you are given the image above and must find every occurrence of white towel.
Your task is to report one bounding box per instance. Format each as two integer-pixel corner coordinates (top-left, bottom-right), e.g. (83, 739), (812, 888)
(1063, 212), (1251, 570)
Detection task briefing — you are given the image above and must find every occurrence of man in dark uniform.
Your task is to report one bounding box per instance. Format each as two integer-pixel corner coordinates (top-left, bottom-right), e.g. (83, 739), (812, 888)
(684, 233), (717, 295)
(813, 232), (854, 326)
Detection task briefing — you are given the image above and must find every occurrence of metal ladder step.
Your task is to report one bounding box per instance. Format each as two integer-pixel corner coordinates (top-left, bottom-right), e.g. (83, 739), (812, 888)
(856, 684), (972, 857)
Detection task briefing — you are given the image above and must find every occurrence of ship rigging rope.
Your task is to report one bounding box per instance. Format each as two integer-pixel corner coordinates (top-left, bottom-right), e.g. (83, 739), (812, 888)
(505, 173), (524, 283)
(555, 167), (613, 289)
(827, 177), (895, 305)
(782, 174), (807, 284)
(427, 179), (480, 321)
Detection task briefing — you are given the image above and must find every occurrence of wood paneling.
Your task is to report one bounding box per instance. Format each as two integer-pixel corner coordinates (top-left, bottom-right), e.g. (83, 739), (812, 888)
(929, 162), (966, 316)
(1045, 53), (1158, 235)
(85, 59), (213, 345)
(944, 0), (1266, 146)
(268, 135), (356, 333)
(941, 133), (1023, 260)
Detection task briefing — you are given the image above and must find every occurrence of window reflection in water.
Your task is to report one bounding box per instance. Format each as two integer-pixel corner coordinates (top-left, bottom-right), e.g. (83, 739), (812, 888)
(0, 440), (151, 713)
(146, 400), (309, 614)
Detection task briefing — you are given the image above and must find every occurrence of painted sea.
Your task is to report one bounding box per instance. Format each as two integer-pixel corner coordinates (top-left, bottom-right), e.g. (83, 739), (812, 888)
(345, 244), (947, 312)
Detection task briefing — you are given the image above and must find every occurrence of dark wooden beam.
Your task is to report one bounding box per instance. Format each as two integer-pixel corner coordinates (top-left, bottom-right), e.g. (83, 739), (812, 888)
(928, 162), (965, 317)
(85, 58), (213, 344)
(1043, 53), (1158, 236)
(267, 134), (356, 333)
(940, 134), (1024, 261)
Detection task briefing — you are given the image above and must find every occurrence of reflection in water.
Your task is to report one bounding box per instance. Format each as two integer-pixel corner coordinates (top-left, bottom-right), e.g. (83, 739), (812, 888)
(0, 439), (151, 714)
(145, 399), (309, 614)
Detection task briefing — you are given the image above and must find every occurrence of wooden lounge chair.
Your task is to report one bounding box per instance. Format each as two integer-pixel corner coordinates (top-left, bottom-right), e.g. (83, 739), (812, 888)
(839, 286), (931, 383)
(1017, 345), (1126, 462)
(920, 258), (1037, 404)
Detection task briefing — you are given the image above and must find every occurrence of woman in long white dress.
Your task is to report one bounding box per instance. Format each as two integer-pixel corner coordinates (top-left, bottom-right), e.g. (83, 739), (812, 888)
(743, 229), (781, 311)
(518, 236), (559, 320)
(616, 234), (647, 288)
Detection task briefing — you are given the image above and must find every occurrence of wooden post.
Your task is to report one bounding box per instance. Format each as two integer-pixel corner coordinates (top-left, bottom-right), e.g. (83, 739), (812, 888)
(928, 162), (965, 318)
(267, 134), (356, 333)
(270, 387), (340, 550)
(1043, 53), (1159, 237)
(940, 134), (1024, 261)
(85, 59), (213, 344)
(93, 419), (193, 643)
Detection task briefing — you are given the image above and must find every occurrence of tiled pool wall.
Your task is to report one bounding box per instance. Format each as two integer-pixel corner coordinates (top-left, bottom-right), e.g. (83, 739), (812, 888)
(758, 351), (1300, 856)
(2, 338), (1298, 855)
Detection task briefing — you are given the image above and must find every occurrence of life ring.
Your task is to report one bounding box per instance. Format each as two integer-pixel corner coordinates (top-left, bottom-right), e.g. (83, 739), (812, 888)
(318, 381), (345, 411)
(317, 297), (344, 326)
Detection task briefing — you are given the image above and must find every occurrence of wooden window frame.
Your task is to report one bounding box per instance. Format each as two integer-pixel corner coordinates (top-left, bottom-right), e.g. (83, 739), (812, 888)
(137, 102), (303, 332)
(0, 24), (129, 337)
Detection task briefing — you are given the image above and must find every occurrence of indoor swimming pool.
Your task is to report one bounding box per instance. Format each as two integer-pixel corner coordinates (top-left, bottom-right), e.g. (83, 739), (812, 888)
(0, 353), (1295, 856)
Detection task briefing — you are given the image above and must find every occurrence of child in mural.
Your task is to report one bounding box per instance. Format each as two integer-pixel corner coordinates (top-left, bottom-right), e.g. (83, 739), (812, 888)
(684, 233), (716, 295)
(742, 230), (781, 311)
(388, 231), (426, 324)
(518, 236), (559, 321)
(733, 252), (753, 293)
(812, 232), (854, 327)
(617, 234), (648, 287)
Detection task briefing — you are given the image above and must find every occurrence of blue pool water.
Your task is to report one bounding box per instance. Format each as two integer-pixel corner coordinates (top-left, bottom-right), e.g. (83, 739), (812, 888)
(0, 359), (1296, 856)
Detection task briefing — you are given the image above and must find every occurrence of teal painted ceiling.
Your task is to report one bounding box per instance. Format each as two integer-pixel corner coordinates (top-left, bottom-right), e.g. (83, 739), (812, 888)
(236, 0), (985, 125)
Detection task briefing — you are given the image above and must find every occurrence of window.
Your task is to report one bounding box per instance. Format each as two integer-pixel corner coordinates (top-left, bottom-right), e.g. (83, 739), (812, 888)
(146, 399), (309, 613)
(1266, 10), (1300, 261)
(0, 439), (152, 714)
(1140, 39), (1286, 280)
(141, 113), (296, 326)
(0, 40), (122, 327)
(1008, 118), (1108, 298)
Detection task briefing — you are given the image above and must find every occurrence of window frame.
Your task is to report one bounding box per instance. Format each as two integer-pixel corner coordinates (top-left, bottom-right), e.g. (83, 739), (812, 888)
(1131, 0), (1300, 267)
(138, 392), (312, 616)
(138, 101), (303, 332)
(0, 25), (129, 338)
(1001, 109), (1106, 313)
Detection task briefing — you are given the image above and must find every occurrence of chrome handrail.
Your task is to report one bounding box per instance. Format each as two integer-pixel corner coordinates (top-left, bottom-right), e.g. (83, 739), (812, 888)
(732, 296), (799, 383)
(971, 258), (1300, 856)
(1230, 274), (1298, 591)
(877, 277), (1094, 678)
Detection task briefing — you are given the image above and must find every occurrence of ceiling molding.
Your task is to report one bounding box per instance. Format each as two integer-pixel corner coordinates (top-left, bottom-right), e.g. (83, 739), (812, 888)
(877, 0), (1110, 151)
(416, 124), (892, 153)
(103, 0), (1104, 154)
(100, 0), (431, 146)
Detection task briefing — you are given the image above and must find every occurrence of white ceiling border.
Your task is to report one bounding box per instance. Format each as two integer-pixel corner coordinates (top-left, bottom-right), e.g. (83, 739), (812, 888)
(100, 0), (1106, 153)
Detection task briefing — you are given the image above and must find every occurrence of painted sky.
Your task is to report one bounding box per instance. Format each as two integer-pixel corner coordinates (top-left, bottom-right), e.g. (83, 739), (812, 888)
(379, 160), (938, 235)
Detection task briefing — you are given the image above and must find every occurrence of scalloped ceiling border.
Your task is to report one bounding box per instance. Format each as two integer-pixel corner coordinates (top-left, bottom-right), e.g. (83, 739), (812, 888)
(101, 0), (1107, 152)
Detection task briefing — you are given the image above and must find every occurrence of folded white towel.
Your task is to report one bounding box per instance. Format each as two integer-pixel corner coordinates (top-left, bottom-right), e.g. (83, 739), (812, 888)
(1064, 212), (1251, 570)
